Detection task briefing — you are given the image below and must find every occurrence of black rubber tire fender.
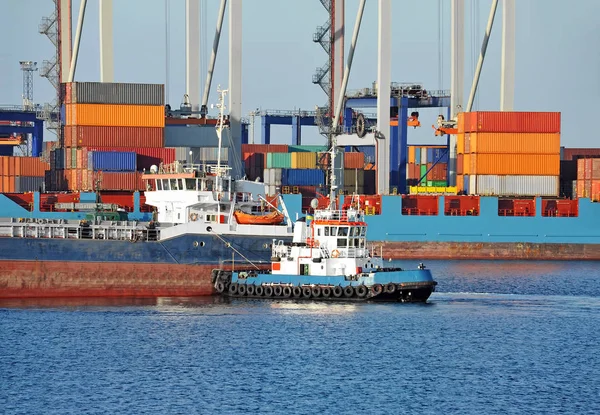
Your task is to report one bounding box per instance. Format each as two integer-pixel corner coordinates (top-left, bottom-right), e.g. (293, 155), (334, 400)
(356, 285), (368, 298)
(282, 286), (292, 297)
(385, 282), (396, 294)
(273, 285), (283, 297)
(343, 285), (355, 298)
(332, 285), (343, 298)
(255, 286), (265, 296)
(264, 286), (274, 297)
(238, 284), (247, 296)
(246, 284), (256, 296)
(292, 286), (302, 298)
(302, 287), (312, 298)
(311, 286), (322, 298)
(229, 283), (239, 295)
(215, 281), (225, 294)
(371, 284), (383, 296)
(321, 287), (332, 298)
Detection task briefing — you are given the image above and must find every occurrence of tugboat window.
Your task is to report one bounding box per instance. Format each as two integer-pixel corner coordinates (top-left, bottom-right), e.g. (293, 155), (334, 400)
(324, 227), (329, 236)
(360, 227), (366, 236)
(156, 180), (162, 190)
(186, 179), (196, 190)
(331, 227), (338, 236)
(339, 227), (348, 237)
(337, 238), (347, 247)
(162, 179), (170, 190)
(170, 178), (178, 190)
(317, 228), (321, 236)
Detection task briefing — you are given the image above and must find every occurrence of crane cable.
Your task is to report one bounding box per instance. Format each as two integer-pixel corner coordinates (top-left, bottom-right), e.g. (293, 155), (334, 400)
(437, 0), (444, 116)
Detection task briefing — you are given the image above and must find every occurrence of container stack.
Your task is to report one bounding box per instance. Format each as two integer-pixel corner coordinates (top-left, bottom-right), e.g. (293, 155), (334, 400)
(576, 159), (600, 200)
(48, 82), (171, 192)
(407, 145), (448, 187)
(456, 111), (561, 196)
(0, 156), (49, 192)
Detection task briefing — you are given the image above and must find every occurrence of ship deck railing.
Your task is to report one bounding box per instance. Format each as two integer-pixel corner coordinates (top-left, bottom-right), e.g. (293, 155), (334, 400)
(0, 219), (158, 242)
(313, 209), (364, 222)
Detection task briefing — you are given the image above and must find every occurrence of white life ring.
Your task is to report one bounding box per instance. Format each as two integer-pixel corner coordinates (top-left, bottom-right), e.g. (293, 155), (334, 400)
(331, 249), (340, 258)
(189, 213), (198, 221)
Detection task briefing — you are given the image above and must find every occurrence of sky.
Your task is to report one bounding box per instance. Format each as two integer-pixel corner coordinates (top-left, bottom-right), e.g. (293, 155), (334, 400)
(1, 0), (599, 147)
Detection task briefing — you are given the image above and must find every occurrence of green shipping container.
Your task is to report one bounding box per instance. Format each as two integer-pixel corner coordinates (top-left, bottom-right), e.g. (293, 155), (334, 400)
(71, 148), (77, 169)
(431, 180), (448, 187)
(427, 181), (433, 187)
(266, 152), (292, 168)
(288, 145), (328, 153)
(419, 164), (427, 179)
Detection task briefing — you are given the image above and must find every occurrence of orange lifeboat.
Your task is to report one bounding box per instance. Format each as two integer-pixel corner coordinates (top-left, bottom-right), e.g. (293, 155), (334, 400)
(233, 210), (284, 225)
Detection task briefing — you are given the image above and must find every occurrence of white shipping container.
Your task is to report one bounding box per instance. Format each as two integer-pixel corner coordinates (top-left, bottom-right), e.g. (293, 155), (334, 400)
(468, 175), (559, 197)
(171, 147), (229, 163)
(420, 148), (427, 164)
(262, 168), (283, 186)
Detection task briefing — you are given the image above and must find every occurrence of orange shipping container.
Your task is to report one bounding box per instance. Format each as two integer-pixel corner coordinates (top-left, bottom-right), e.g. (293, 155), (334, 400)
(463, 154), (471, 175)
(65, 104), (165, 127)
(457, 113), (465, 134)
(469, 133), (560, 154)
(93, 172), (144, 191)
(64, 126), (165, 148)
(592, 180), (600, 201)
(344, 152), (365, 169)
(408, 146), (416, 163)
(457, 154), (464, 175)
(464, 111), (561, 134)
(471, 154), (560, 175)
(457, 133), (465, 154)
(1, 176), (16, 193)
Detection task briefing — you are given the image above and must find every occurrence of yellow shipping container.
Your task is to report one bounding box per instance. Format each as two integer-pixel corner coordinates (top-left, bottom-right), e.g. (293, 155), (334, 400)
(408, 146), (416, 163)
(457, 133), (465, 154)
(65, 104), (165, 127)
(471, 154), (560, 175)
(291, 152), (317, 169)
(463, 154), (471, 175)
(470, 133), (561, 154)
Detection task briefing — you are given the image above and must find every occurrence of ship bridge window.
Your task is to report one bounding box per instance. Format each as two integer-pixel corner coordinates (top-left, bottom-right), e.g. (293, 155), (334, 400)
(162, 179), (170, 190)
(330, 226), (338, 236)
(338, 227), (349, 237)
(317, 228), (321, 236)
(206, 181), (213, 191)
(337, 238), (347, 248)
(186, 179), (196, 190)
(324, 227), (329, 236)
(156, 179), (162, 190)
(223, 180), (230, 192)
(178, 179), (184, 189)
(170, 179), (178, 190)
(350, 227), (360, 237)
(360, 227), (366, 236)
(359, 238), (365, 248)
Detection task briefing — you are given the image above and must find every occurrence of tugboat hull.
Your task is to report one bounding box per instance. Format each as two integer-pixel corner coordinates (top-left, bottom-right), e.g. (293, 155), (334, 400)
(213, 269), (437, 303)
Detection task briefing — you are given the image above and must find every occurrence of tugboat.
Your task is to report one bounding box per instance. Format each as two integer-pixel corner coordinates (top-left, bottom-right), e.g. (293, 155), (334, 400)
(213, 199), (436, 302)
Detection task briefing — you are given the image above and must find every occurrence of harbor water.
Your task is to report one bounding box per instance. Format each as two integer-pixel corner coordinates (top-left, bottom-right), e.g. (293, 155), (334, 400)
(1, 260), (599, 414)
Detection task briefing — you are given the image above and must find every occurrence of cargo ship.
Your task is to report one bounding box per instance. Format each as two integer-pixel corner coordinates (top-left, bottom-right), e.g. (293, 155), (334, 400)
(0, 90), (295, 299)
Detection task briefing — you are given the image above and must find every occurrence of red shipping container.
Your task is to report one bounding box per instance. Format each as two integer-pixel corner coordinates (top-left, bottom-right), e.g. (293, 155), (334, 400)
(93, 172), (144, 191)
(464, 111), (561, 134)
(457, 154), (464, 175)
(242, 144), (288, 154)
(562, 148), (600, 161)
(344, 152), (365, 169)
(64, 126), (164, 148)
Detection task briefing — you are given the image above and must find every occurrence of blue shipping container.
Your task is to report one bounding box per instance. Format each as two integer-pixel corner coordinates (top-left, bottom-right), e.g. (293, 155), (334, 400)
(355, 146), (376, 164)
(463, 175), (469, 194)
(283, 169), (325, 186)
(430, 147), (449, 163)
(415, 147), (421, 164)
(88, 151), (137, 172)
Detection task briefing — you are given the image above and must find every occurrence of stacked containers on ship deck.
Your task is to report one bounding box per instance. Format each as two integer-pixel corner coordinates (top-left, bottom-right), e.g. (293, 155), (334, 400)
(456, 112), (561, 196)
(0, 156), (49, 192)
(576, 158), (600, 200)
(407, 145), (449, 187)
(49, 82), (171, 191)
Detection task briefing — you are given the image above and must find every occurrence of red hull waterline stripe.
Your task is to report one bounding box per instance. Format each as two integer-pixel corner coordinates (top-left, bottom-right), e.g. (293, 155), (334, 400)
(0, 261), (221, 299)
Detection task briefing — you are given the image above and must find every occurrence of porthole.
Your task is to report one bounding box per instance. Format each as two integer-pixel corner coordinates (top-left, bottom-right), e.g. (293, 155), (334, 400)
(263, 243), (269, 249)
(200, 241), (205, 247)
(193, 241), (199, 247)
